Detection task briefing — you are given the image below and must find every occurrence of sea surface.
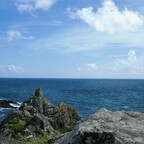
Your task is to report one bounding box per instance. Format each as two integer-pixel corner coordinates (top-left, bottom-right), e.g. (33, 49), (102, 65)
(0, 78), (144, 122)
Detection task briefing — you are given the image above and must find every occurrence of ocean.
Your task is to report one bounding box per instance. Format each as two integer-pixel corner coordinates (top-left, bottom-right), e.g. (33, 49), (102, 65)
(0, 78), (144, 122)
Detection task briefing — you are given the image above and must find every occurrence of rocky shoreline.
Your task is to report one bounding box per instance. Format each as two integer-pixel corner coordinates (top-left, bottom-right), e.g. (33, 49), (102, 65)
(0, 88), (144, 144)
(0, 99), (20, 109)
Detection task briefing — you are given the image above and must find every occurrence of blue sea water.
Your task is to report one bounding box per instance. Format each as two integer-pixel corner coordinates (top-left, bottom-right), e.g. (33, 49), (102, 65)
(0, 78), (144, 122)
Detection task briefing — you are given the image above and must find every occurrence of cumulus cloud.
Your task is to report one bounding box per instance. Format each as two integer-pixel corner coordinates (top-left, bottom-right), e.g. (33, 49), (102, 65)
(112, 50), (144, 73)
(15, 0), (55, 13)
(0, 65), (24, 73)
(69, 0), (144, 33)
(6, 30), (34, 41)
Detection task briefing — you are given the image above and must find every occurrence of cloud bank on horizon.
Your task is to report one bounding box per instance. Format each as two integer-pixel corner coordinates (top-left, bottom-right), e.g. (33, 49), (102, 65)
(0, 0), (144, 78)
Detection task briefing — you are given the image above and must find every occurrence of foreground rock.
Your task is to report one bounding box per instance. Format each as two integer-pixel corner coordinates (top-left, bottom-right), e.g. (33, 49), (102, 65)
(0, 88), (80, 144)
(0, 100), (18, 108)
(55, 108), (144, 144)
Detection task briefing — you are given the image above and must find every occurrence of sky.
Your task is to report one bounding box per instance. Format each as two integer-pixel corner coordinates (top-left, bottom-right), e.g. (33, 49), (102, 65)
(0, 0), (144, 78)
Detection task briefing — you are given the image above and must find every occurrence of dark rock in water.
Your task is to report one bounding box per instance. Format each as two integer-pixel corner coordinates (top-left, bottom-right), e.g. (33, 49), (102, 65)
(0, 100), (18, 108)
(55, 108), (144, 144)
(0, 88), (80, 143)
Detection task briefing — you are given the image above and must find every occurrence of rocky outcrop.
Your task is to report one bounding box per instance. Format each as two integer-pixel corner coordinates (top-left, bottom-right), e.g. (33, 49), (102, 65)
(0, 88), (80, 144)
(2, 88), (144, 144)
(0, 100), (19, 108)
(55, 108), (144, 144)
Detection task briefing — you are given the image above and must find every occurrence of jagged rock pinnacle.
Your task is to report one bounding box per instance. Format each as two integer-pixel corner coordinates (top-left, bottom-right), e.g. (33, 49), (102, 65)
(34, 87), (43, 96)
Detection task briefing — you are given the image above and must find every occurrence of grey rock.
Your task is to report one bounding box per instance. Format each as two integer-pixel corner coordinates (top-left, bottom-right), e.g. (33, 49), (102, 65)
(55, 108), (144, 144)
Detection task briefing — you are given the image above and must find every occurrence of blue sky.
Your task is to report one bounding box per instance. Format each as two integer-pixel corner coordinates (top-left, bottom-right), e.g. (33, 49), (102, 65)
(0, 0), (144, 78)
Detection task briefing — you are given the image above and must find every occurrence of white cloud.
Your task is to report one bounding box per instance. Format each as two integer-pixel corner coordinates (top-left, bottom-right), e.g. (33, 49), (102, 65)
(15, 0), (55, 13)
(76, 50), (144, 78)
(7, 30), (22, 41)
(6, 30), (34, 41)
(110, 50), (144, 75)
(77, 63), (98, 73)
(0, 65), (24, 73)
(86, 63), (98, 71)
(69, 0), (144, 33)
(35, 0), (55, 10)
(128, 50), (136, 61)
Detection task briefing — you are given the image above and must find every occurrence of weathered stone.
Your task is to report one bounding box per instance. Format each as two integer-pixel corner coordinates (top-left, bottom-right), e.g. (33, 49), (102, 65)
(55, 108), (144, 144)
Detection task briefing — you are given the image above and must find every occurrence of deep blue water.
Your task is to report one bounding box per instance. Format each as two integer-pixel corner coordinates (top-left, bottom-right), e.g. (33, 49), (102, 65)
(0, 78), (144, 121)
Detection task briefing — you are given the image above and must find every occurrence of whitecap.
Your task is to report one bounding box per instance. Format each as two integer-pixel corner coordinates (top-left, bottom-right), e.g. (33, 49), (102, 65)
(9, 102), (22, 108)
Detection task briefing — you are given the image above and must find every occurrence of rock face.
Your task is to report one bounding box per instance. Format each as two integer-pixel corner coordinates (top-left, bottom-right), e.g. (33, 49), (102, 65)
(0, 100), (18, 108)
(0, 88), (80, 144)
(55, 108), (144, 144)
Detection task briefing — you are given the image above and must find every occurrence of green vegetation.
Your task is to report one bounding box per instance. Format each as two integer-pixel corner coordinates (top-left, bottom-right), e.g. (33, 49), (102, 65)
(10, 118), (25, 133)
(11, 123), (25, 133)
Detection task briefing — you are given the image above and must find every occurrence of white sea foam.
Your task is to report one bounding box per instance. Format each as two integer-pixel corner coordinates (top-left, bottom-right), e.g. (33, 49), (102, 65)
(9, 102), (22, 108)
(0, 108), (12, 111)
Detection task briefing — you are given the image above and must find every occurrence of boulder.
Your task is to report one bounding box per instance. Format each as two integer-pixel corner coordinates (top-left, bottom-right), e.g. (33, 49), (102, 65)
(55, 108), (144, 144)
